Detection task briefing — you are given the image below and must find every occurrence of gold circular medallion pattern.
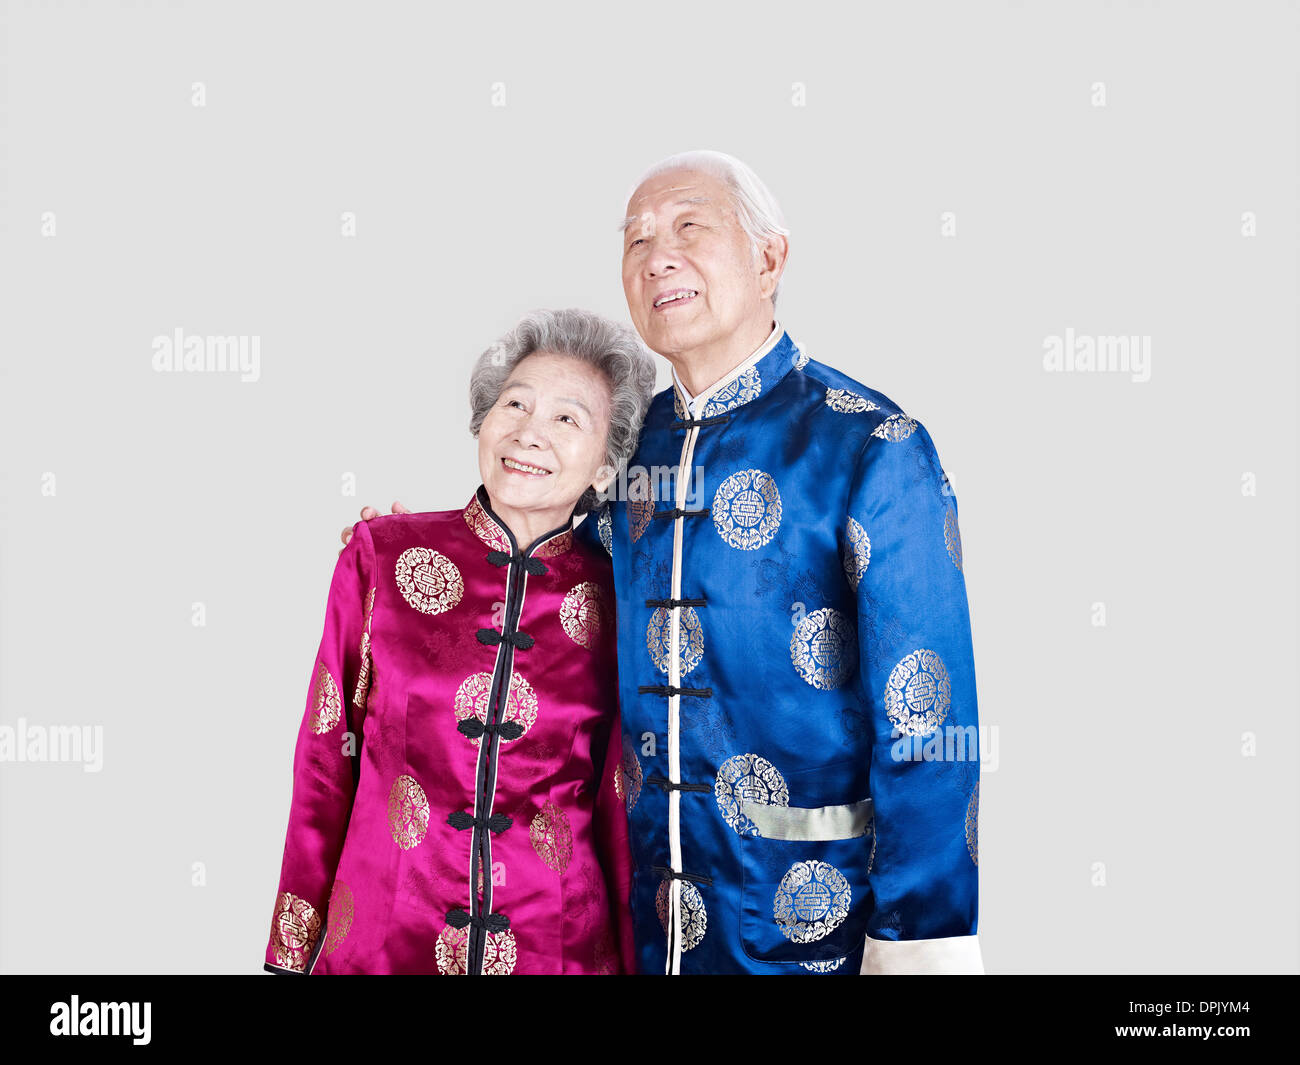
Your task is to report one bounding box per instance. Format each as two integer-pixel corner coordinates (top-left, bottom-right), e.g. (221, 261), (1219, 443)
(354, 587), (377, 710)
(434, 925), (519, 975)
(309, 662), (341, 735)
(529, 799), (573, 874)
(387, 773), (430, 850)
(453, 670), (539, 746)
(394, 547), (464, 615)
(324, 880), (353, 956)
(628, 473), (655, 542)
(560, 581), (604, 649)
(270, 891), (322, 971)
(614, 746), (643, 812)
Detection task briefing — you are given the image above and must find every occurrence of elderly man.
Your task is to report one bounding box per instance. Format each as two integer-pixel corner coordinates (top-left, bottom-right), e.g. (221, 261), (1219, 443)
(350, 150), (983, 975)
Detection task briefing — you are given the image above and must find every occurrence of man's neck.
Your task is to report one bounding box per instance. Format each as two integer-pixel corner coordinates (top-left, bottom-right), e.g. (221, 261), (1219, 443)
(669, 315), (777, 398)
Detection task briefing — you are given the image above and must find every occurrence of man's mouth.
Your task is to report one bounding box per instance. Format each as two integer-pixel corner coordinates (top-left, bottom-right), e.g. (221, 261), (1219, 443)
(653, 288), (698, 310)
(502, 457), (551, 477)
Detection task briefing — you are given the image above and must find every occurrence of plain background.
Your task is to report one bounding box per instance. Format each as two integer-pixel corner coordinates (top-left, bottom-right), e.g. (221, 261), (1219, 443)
(1, 0), (1296, 974)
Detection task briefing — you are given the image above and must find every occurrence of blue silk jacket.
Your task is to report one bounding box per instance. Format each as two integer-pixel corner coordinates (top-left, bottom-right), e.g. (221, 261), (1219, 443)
(575, 323), (983, 975)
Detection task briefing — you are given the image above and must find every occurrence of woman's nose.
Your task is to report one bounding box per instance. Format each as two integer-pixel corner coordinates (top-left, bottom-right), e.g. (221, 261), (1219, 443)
(513, 414), (548, 448)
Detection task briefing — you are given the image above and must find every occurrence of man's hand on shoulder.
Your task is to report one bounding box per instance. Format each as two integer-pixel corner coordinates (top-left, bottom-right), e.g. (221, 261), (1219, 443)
(339, 501), (410, 555)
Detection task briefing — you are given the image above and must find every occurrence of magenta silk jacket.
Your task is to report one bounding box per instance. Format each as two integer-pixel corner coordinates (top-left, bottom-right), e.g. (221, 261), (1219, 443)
(264, 486), (636, 975)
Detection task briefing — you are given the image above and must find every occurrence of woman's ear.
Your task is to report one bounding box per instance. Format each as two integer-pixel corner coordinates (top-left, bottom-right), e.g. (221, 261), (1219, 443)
(592, 464), (616, 496)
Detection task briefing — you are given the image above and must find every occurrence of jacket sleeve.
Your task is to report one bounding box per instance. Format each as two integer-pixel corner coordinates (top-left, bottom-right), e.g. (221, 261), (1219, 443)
(592, 699), (638, 974)
(264, 520), (377, 974)
(846, 415), (984, 975)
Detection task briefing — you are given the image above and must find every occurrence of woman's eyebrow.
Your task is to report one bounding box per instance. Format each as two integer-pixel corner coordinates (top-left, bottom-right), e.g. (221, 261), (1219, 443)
(502, 382), (591, 416)
(558, 396), (592, 417)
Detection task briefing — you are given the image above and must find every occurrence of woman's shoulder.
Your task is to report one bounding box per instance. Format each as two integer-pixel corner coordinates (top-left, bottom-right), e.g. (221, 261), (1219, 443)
(349, 507), (469, 553)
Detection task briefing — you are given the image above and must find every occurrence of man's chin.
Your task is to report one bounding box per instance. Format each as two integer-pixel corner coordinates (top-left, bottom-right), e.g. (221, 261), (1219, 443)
(640, 319), (713, 359)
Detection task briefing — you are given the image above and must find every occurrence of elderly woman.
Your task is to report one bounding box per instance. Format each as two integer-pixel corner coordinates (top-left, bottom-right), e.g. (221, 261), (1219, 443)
(264, 308), (656, 975)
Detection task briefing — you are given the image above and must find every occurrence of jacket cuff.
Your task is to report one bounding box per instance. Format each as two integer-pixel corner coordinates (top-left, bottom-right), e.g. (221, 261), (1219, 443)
(263, 961), (307, 975)
(860, 933), (984, 974)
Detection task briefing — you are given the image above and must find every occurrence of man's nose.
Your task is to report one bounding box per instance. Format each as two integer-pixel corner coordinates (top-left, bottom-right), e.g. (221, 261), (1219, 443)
(645, 243), (680, 279)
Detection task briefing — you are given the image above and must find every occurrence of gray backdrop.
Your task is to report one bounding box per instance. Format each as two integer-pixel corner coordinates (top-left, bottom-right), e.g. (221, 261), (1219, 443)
(1, 0), (1296, 974)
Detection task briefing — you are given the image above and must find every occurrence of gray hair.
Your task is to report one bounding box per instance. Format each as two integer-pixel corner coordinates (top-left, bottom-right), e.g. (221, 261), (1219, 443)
(622, 149), (791, 306)
(469, 308), (657, 516)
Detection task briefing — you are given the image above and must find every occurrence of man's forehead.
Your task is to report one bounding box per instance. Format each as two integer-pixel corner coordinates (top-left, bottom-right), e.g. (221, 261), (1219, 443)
(626, 170), (720, 212)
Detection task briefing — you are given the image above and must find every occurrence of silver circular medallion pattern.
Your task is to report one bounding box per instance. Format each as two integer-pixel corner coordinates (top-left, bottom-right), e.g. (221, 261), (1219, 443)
(773, 860), (852, 944)
(714, 753), (790, 836)
(885, 648), (952, 736)
(790, 607), (857, 690)
(712, 469), (782, 550)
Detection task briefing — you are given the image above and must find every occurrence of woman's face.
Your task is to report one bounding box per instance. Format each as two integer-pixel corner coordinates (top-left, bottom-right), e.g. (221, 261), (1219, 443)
(478, 351), (615, 531)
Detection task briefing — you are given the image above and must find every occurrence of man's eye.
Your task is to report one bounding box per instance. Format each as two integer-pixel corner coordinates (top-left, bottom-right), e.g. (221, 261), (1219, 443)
(629, 238), (644, 247)
(558, 414), (576, 424)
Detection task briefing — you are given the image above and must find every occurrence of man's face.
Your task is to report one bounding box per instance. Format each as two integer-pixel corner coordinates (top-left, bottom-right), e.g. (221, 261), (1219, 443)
(621, 168), (773, 359)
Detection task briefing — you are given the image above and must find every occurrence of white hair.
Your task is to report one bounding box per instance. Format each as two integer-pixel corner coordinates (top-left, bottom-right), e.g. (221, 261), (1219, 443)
(621, 149), (790, 306)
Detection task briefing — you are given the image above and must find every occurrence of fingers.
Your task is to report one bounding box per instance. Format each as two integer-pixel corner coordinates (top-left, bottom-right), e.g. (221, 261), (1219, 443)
(340, 502), (405, 557)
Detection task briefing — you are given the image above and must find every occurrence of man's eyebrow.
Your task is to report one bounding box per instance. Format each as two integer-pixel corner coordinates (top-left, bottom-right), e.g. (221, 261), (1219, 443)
(617, 197), (715, 233)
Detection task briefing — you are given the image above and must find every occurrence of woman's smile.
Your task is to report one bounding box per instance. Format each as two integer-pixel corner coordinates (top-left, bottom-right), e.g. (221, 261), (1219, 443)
(501, 456), (552, 477)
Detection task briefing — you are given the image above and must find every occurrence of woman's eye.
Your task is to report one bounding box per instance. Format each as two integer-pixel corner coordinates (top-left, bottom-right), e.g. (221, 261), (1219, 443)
(558, 414), (576, 424)
(506, 400), (523, 409)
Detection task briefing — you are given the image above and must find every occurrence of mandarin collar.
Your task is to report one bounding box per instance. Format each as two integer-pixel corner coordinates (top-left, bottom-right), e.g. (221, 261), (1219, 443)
(670, 323), (802, 421)
(463, 484), (575, 558)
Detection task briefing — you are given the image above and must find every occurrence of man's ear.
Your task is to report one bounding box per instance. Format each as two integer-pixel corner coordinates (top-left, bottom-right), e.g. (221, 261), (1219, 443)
(757, 234), (789, 301)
